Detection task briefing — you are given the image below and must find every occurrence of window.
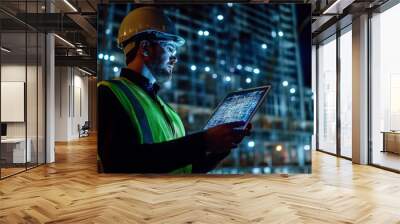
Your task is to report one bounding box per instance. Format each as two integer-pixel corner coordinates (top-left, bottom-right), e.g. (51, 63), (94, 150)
(339, 28), (352, 158)
(0, 1), (46, 179)
(317, 36), (337, 154)
(371, 4), (400, 171)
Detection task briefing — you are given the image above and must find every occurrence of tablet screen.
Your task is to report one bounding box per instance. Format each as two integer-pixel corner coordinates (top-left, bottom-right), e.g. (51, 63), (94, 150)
(204, 86), (270, 130)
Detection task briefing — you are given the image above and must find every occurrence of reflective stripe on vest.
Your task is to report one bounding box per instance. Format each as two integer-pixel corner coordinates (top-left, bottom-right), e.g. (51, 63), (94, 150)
(109, 80), (153, 144)
(98, 77), (192, 174)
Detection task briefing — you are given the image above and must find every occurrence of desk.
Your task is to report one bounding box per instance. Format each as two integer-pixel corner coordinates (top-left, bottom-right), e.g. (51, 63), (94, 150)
(382, 131), (400, 154)
(1, 138), (31, 163)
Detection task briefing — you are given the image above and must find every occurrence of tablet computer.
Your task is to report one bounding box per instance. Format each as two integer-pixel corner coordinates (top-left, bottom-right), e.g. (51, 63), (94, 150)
(204, 85), (271, 130)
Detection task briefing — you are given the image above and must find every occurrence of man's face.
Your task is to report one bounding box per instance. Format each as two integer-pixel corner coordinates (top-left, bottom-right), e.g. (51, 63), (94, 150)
(145, 40), (178, 83)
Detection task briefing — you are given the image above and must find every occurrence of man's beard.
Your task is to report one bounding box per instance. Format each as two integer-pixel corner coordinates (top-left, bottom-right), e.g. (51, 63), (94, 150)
(152, 65), (173, 84)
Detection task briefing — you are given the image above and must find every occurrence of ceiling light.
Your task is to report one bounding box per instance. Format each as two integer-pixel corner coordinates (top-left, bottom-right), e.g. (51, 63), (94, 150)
(98, 53), (104, 60)
(204, 66), (210, 72)
(224, 76), (231, 82)
(278, 31), (284, 37)
(248, 141), (255, 148)
(261, 43), (267, 49)
(190, 65), (197, 71)
(212, 73), (218, 79)
(253, 68), (260, 74)
(54, 34), (75, 48)
(203, 30), (209, 36)
(322, 0), (343, 15)
(246, 78), (252, 84)
(276, 145), (282, 152)
(109, 55), (115, 61)
(1, 47), (11, 53)
(217, 15), (224, 21)
(63, 0), (78, 12)
(78, 67), (92, 76)
(244, 66), (253, 72)
(290, 88), (296, 94)
(103, 54), (109, 61)
(282, 81), (288, 87)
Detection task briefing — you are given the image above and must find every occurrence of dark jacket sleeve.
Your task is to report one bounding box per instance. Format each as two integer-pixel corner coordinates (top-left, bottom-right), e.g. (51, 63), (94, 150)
(98, 85), (226, 173)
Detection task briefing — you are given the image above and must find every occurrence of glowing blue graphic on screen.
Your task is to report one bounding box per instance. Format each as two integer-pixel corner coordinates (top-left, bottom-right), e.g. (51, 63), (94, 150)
(204, 90), (264, 129)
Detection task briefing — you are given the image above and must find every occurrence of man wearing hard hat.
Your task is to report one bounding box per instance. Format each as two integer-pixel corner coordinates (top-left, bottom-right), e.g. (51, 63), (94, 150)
(98, 6), (251, 173)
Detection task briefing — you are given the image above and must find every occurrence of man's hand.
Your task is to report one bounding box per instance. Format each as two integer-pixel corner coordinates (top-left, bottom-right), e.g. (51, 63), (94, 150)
(204, 121), (252, 154)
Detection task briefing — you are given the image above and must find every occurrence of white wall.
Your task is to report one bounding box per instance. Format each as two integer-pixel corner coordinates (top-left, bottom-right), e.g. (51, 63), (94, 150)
(1, 64), (46, 164)
(55, 67), (89, 141)
(1, 65), (26, 141)
(72, 73), (89, 137)
(1, 65), (40, 138)
(55, 66), (69, 141)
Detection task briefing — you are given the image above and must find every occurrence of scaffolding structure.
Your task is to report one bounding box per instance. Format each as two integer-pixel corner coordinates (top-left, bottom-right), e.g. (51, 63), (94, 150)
(98, 4), (313, 174)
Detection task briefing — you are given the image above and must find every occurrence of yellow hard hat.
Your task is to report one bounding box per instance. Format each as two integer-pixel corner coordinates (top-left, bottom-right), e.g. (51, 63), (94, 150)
(117, 6), (185, 55)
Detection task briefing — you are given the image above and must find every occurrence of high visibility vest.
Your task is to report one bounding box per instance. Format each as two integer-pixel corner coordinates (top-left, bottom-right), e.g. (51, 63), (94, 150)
(97, 77), (192, 174)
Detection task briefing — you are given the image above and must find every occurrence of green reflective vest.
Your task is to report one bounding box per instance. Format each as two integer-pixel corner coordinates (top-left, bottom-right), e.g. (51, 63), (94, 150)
(97, 77), (192, 174)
